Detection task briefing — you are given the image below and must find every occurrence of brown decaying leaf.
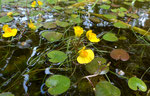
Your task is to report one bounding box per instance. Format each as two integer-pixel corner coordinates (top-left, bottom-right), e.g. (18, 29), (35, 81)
(110, 49), (129, 61)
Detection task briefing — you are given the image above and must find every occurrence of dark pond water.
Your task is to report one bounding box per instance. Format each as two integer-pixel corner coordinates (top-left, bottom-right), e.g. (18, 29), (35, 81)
(0, 0), (150, 96)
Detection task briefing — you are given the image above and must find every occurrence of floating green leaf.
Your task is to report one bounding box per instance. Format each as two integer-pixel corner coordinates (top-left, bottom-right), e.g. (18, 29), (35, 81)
(85, 57), (108, 74)
(103, 14), (117, 19)
(119, 7), (127, 12)
(95, 81), (121, 96)
(100, 4), (110, 10)
(43, 22), (57, 29)
(103, 32), (118, 42)
(56, 20), (69, 27)
(41, 31), (63, 42)
(0, 16), (13, 23)
(113, 22), (128, 28)
(128, 77), (147, 92)
(46, 0), (57, 4)
(127, 13), (139, 19)
(45, 75), (70, 95)
(0, 92), (14, 96)
(47, 50), (67, 63)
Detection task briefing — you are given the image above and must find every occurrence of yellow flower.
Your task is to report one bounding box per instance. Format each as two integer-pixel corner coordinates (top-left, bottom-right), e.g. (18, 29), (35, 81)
(7, 12), (13, 17)
(28, 20), (36, 30)
(86, 30), (100, 42)
(77, 46), (94, 64)
(31, 1), (36, 7)
(2, 24), (17, 38)
(73, 26), (84, 37)
(37, 1), (43, 6)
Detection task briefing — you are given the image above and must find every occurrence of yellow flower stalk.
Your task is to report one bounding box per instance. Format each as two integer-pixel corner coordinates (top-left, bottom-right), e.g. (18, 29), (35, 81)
(86, 30), (100, 42)
(77, 46), (94, 64)
(73, 26), (84, 37)
(31, 1), (36, 7)
(37, 1), (43, 6)
(2, 24), (17, 38)
(28, 20), (36, 30)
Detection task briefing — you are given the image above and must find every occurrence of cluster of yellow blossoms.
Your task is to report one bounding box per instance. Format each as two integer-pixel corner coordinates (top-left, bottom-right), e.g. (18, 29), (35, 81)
(31, 0), (43, 7)
(73, 26), (100, 64)
(2, 25), (17, 38)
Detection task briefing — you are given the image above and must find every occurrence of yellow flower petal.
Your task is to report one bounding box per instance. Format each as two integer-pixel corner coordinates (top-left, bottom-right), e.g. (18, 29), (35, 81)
(7, 12), (13, 16)
(2, 25), (17, 38)
(31, 1), (36, 7)
(86, 30), (100, 42)
(3, 24), (9, 32)
(73, 26), (84, 37)
(77, 47), (94, 64)
(28, 20), (36, 30)
(11, 29), (17, 36)
(38, 1), (43, 6)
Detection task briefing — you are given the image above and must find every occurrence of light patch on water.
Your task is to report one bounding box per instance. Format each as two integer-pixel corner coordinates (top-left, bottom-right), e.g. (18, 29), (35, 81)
(23, 74), (29, 93)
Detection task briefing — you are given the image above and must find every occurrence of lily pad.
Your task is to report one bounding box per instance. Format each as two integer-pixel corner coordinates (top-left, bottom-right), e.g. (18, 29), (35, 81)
(100, 4), (110, 10)
(103, 32), (118, 42)
(95, 81), (121, 96)
(56, 20), (69, 27)
(85, 57), (108, 74)
(103, 14), (117, 19)
(113, 22), (128, 28)
(0, 92), (14, 96)
(45, 75), (70, 95)
(0, 16), (13, 23)
(110, 49), (129, 61)
(43, 22), (57, 29)
(41, 31), (63, 42)
(128, 77), (147, 92)
(47, 50), (67, 63)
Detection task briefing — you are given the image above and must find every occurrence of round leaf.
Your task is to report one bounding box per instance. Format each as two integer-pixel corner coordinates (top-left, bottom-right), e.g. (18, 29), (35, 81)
(85, 57), (108, 74)
(100, 5), (110, 10)
(103, 32), (118, 42)
(103, 14), (117, 19)
(95, 81), (121, 96)
(113, 22), (128, 28)
(56, 20), (69, 27)
(128, 77), (147, 92)
(43, 22), (57, 29)
(47, 50), (67, 63)
(110, 49), (129, 61)
(41, 31), (63, 42)
(0, 92), (14, 96)
(45, 75), (70, 95)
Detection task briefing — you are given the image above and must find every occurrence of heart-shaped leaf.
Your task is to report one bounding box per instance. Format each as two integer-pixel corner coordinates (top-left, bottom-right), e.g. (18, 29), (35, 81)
(85, 57), (108, 74)
(45, 75), (70, 95)
(47, 50), (67, 63)
(110, 49), (129, 61)
(95, 81), (121, 96)
(41, 31), (63, 42)
(103, 32), (118, 42)
(0, 92), (14, 96)
(128, 77), (147, 92)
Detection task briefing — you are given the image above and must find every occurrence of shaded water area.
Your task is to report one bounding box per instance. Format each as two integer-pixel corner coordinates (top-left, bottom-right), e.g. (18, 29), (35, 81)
(0, 0), (150, 96)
